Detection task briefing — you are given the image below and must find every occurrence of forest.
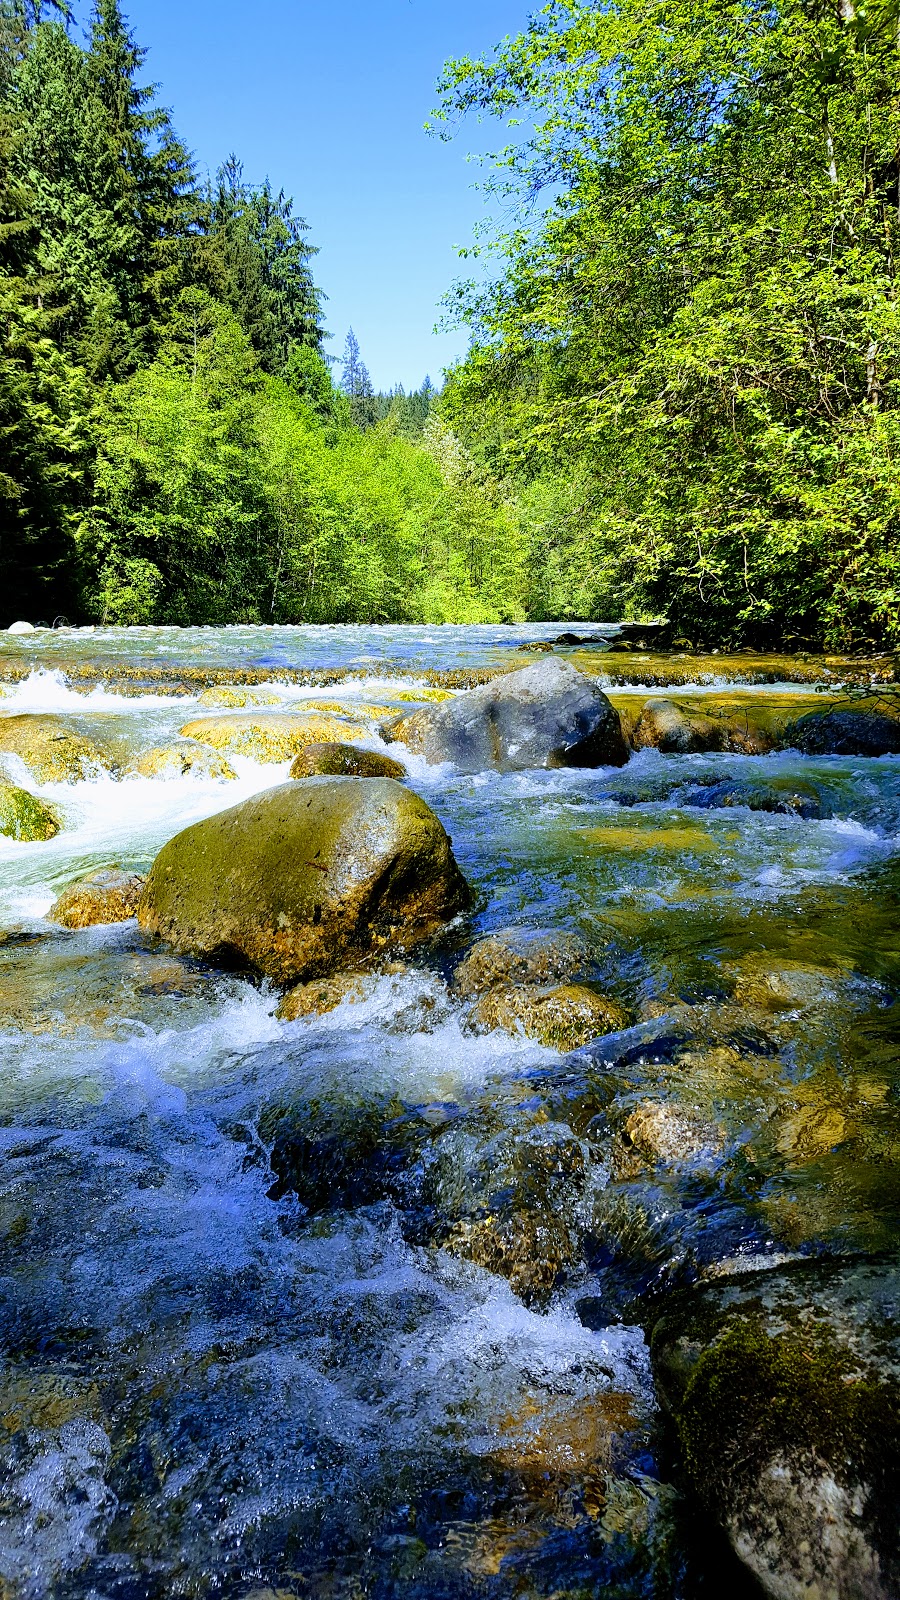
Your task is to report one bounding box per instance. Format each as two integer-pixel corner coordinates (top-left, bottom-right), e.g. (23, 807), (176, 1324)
(2, 0), (900, 647)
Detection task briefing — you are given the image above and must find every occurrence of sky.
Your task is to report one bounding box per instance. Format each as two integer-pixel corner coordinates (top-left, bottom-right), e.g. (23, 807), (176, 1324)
(118, 0), (528, 392)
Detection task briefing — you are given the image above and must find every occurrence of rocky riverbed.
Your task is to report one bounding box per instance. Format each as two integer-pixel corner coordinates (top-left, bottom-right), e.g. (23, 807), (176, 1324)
(0, 621), (898, 1599)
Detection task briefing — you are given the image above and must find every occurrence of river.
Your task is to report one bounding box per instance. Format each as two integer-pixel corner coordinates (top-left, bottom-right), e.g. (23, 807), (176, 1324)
(0, 624), (898, 1598)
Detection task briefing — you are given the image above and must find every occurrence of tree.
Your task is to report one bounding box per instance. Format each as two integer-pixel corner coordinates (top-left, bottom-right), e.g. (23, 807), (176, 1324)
(435, 0), (900, 647)
(340, 327), (378, 428)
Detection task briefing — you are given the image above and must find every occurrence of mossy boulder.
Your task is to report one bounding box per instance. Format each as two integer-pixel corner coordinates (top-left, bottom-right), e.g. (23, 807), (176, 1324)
(453, 926), (591, 997)
(651, 1256), (900, 1599)
(0, 715), (115, 782)
(383, 660), (628, 771)
(180, 712), (368, 763)
(49, 867), (146, 928)
(138, 777), (471, 985)
(289, 742), (406, 780)
(125, 740), (237, 780)
(785, 707), (900, 757)
(468, 982), (630, 1050)
(0, 782), (60, 841)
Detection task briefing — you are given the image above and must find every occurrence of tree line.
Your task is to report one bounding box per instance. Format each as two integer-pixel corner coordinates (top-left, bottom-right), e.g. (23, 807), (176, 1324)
(0, 0), (521, 625)
(3, 0), (899, 646)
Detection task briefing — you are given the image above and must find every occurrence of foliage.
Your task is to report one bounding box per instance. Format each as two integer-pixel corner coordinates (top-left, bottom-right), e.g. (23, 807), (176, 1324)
(435, 0), (900, 647)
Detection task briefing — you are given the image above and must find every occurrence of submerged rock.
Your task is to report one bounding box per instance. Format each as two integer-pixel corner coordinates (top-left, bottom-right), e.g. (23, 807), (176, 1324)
(180, 712), (369, 763)
(0, 782), (60, 841)
(453, 926), (592, 997)
(383, 660), (628, 771)
(125, 740), (237, 780)
(49, 868), (146, 928)
(469, 982), (630, 1051)
(651, 1256), (900, 1599)
(289, 742), (406, 780)
(786, 707), (900, 757)
(138, 777), (471, 985)
(0, 715), (115, 783)
(616, 1101), (725, 1170)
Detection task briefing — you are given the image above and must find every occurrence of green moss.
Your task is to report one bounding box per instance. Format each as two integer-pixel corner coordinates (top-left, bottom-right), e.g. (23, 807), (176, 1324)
(0, 782), (60, 841)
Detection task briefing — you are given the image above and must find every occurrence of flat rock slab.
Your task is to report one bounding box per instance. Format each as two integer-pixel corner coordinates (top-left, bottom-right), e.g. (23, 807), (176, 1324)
(383, 660), (628, 771)
(138, 777), (471, 986)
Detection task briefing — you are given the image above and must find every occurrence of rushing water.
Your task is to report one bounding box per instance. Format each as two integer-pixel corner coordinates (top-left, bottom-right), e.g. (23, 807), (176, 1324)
(0, 627), (898, 1599)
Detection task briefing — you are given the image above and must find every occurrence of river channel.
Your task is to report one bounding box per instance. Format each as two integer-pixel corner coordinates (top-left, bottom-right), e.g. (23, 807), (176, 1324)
(0, 624), (898, 1598)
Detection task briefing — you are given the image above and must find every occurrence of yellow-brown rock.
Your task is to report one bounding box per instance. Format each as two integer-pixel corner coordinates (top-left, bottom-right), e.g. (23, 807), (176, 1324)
(180, 712), (368, 763)
(138, 777), (471, 985)
(277, 972), (368, 1019)
(289, 742), (406, 780)
(125, 740), (238, 780)
(197, 686), (282, 708)
(453, 926), (590, 997)
(49, 867), (146, 929)
(0, 715), (115, 782)
(468, 983), (630, 1051)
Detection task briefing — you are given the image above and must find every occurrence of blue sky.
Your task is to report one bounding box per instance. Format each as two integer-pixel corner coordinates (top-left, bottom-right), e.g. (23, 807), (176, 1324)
(118, 0), (527, 391)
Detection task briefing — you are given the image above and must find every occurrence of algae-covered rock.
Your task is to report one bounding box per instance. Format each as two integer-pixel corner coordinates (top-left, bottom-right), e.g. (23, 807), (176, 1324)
(49, 868), (146, 928)
(786, 707), (900, 757)
(651, 1256), (900, 1599)
(617, 1101), (725, 1168)
(453, 926), (591, 997)
(0, 715), (115, 782)
(197, 686), (282, 708)
(125, 740), (238, 780)
(289, 742), (406, 780)
(384, 660), (628, 771)
(0, 782), (60, 841)
(469, 982), (630, 1050)
(138, 777), (471, 985)
(277, 972), (368, 1019)
(180, 712), (368, 763)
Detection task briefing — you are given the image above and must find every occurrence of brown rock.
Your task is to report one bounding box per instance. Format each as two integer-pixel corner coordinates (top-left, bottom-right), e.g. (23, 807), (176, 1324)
(49, 868), (146, 929)
(277, 972), (368, 1019)
(289, 742), (406, 780)
(453, 926), (591, 997)
(469, 983), (630, 1051)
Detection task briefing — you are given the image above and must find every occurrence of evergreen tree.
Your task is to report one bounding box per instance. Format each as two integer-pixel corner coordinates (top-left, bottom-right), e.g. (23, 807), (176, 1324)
(340, 327), (377, 428)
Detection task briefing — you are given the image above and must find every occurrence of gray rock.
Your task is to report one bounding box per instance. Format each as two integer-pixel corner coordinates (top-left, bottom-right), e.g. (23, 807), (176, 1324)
(651, 1255), (900, 1598)
(382, 660), (627, 771)
(786, 708), (900, 757)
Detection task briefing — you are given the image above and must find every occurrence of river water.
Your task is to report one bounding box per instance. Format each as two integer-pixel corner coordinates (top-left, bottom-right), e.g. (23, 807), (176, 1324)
(0, 626), (898, 1599)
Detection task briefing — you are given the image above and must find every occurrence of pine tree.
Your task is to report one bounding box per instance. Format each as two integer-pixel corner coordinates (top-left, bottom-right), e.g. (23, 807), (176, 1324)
(340, 327), (377, 428)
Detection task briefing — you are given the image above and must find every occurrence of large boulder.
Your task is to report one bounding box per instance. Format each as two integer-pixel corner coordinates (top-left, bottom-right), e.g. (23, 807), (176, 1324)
(49, 868), (145, 929)
(138, 777), (471, 985)
(785, 707), (900, 757)
(179, 712), (368, 764)
(0, 715), (115, 783)
(382, 660), (628, 771)
(0, 782), (60, 841)
(651, 1256), (900, 1599)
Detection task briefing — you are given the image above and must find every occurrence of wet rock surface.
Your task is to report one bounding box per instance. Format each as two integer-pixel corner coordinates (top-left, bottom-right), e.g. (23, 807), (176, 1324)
(180, 711), (369, 762)
(384, 660), (629, 771)
(453, 925), (593, 995)
(0, 714), (115, 782)
(289, 740), (406, 779)
(0, 781), (60, 840)
(651, 1256), (900, 1599)
(125, 739), (238, 780)
(138, 777), (471, 984)
(49, 868), (146, 929)
(468, 981), (630, 1050)
(786, 705), (900, 756)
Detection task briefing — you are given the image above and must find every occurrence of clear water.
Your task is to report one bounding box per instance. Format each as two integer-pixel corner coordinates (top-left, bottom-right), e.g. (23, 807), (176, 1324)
(0, 630), (898, 1598)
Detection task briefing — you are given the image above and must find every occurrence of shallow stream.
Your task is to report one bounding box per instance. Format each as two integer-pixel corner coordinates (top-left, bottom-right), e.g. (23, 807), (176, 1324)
(1, 626), (898, 1598)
